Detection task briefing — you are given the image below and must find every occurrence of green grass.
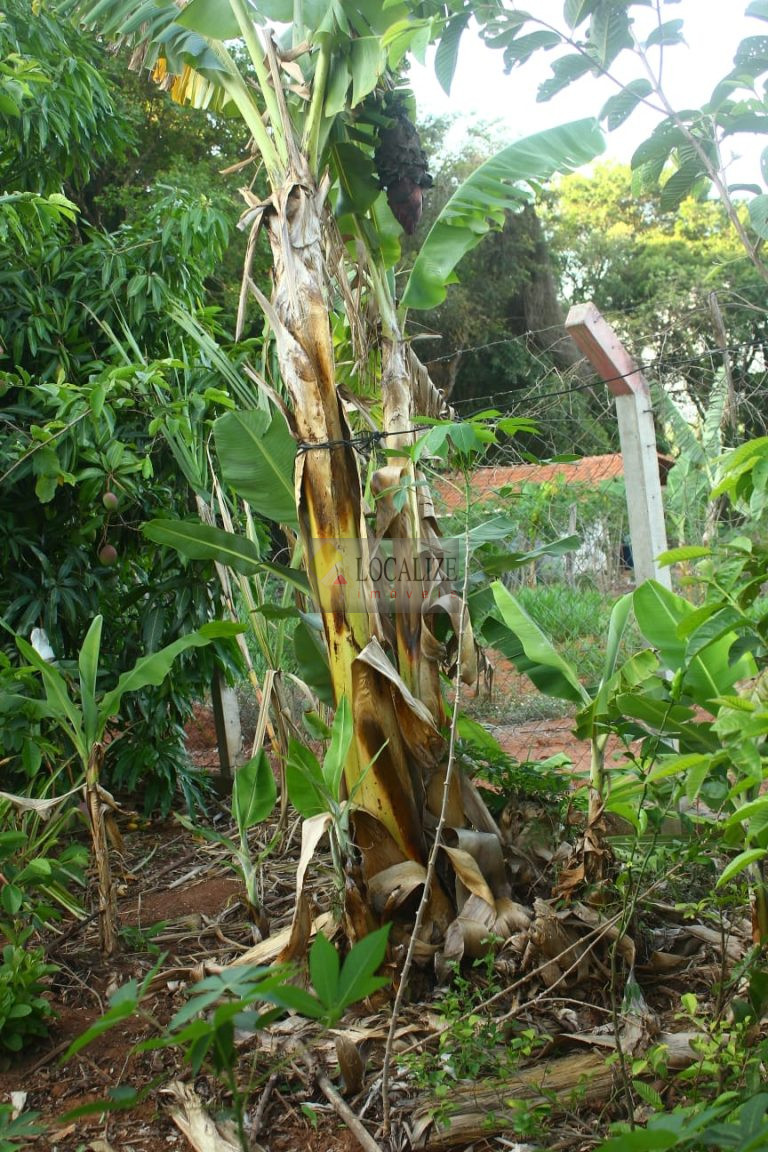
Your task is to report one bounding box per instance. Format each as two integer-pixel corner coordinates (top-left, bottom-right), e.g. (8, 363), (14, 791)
(515, 580), (611, 645)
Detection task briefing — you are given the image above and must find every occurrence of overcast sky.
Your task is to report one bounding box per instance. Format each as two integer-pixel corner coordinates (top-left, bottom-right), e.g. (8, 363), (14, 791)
(410, 1), (762, 181)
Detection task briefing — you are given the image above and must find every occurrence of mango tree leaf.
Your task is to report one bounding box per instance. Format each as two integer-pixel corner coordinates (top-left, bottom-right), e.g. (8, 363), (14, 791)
(232, 749), (276, 830)
(600, 79), (652, 131)
(0, 695), (55, 722)
(100, 622), (244, 720)
(214, 408), (297, 525)
(402, 119), (604, 310)
(78, 616), (103, 748)
(143, 519), (262, 575)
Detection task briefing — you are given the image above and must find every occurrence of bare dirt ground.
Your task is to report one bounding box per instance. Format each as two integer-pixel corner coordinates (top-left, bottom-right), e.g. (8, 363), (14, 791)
(0, 692), (746, 1152)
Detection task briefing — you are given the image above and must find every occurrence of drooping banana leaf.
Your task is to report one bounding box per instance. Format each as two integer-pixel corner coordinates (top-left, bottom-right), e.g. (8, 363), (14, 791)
(486, 581), (590, 706)
(402, 119), (605, 310)
(100, 621), (244, 720)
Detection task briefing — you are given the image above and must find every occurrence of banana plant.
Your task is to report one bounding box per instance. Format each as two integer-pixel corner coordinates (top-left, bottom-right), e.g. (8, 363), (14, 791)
(1, 615), (243, 954)
(67, 0), (604, 944)
(487, 582), (636, 809)
(655, 368), (733, 546)
(623, 568), (767, 937)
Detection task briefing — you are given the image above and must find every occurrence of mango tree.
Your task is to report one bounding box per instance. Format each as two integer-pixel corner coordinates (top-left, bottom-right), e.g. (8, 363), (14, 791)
(68, 0), (604, 948)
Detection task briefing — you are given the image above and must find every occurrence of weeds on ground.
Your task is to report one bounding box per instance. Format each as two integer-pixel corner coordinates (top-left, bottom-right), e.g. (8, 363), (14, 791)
(456, 716), (571, 818)
(0, 1102), (45, 1151)
(400, 953), (551, 1135)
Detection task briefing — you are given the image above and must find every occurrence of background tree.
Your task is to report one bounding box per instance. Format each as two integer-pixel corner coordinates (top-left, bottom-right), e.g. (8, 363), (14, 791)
(544, 161), (768, 436)
(0, 0), (257, 810)
(407, 119), (614, 457)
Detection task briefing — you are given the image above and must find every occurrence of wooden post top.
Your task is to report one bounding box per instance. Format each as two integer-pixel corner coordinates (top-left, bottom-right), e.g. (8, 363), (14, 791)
(566, 302), (649, 399)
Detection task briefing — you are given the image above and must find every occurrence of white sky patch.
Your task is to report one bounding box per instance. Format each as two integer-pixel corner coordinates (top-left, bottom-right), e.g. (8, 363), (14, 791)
(410, 2), (764, 184)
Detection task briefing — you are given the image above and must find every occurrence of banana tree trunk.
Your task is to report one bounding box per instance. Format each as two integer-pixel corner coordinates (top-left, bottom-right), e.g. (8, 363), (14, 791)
(260, 172), (434, 865)
(377, 338), (471, 828)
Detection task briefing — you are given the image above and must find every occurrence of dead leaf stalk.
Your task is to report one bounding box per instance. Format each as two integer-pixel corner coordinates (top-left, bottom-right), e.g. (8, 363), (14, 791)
(294, 1041), (384, 1152)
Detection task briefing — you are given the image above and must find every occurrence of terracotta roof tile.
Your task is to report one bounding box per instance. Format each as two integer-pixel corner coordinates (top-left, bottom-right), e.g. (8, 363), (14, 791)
(434, 453), (670, 512)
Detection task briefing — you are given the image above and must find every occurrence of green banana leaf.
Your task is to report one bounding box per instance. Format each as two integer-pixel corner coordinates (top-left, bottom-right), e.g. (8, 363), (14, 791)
(402, 119), (605, 310)
(14, 636), (85, 760)
(232, 749), (277, 830)
(293, 619), (333, 705)
(100, 621), (244, 721)
(573, 593), (635, 740)
(323, 695), (352, 801)
(214, 409), (297, 526)
(487, 581), (589, 706)
(78, 616), (103, 749)
(633, 580), (756, 708)
(286, 740), (328, 819)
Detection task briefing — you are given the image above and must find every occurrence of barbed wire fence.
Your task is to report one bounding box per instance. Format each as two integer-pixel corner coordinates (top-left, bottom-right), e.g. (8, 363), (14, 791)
(430, 315), (768, 760)
(233, 310), (768, 773)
